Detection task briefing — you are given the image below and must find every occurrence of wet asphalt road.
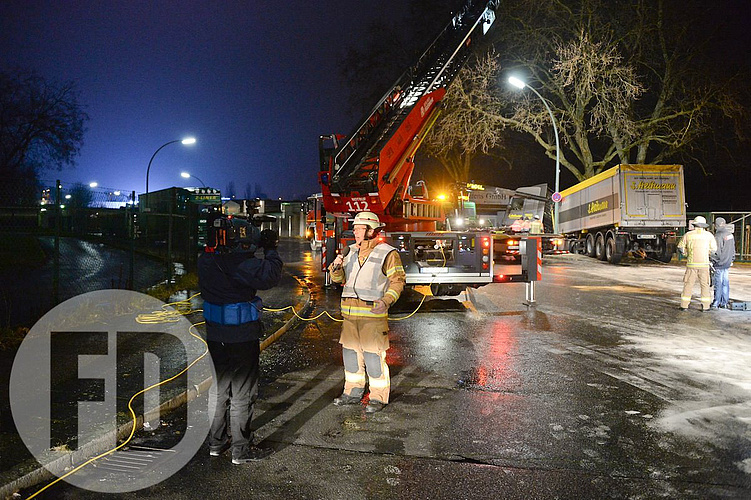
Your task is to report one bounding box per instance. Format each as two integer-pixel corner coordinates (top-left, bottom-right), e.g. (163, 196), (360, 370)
(22, 240), (751, 499)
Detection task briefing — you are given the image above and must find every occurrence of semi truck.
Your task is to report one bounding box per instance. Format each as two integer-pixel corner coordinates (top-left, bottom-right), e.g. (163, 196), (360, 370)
(559, 164), (686, 264)
(449, 182), (565, 257)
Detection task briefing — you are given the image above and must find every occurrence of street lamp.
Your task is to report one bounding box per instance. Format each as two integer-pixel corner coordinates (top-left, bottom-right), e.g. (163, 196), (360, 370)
(89, 182), (98, 188)
(145, 137), (197, 193)
(508, 76), (561, 233)
(181, 171), (206, 187)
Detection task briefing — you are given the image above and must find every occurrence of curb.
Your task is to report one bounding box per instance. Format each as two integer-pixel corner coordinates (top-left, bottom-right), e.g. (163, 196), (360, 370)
(0, 281), (312, 499)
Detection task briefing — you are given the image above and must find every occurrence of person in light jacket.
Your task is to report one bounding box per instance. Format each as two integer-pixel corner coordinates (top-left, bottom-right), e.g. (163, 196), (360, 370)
(328, 212), (405, 413)
(677, 216), (717, 311)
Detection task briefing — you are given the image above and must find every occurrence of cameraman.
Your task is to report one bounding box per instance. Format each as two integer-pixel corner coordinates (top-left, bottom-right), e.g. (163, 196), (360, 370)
(198, 219), (282, 464)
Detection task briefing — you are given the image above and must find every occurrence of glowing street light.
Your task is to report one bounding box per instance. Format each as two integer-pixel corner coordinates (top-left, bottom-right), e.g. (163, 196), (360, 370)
(181, 171), (206, 187)
(89, 182), (98, 188)
(508, 76), (561, 233)
(145, 137), (197, 193)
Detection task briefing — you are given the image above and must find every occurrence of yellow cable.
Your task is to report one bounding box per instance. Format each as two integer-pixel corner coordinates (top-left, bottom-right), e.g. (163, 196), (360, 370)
(29, 300), (207, 499)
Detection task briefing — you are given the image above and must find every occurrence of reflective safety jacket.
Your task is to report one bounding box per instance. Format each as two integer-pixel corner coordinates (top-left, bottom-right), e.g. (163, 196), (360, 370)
(677, 228), (717, 268)
(329, 238), (405, 319)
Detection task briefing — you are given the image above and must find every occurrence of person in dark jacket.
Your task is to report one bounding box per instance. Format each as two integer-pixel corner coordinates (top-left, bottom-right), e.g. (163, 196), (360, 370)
(198, 219), (282, 464)
(710, 217), (735, 309)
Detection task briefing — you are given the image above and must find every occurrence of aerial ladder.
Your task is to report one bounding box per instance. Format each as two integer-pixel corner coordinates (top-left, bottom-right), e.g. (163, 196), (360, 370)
(318, 0), (498, 232)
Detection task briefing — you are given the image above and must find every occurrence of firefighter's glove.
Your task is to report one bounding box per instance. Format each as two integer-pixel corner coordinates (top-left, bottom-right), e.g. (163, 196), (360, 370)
(259, 229), (279, 250)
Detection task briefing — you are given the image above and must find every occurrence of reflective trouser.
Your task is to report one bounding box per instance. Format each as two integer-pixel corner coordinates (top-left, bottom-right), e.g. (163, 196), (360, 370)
(207, 340), (260, 458)
(711, 268), (730, 307)
(681, 267), (711, 310)
(340, 317), (390, 404)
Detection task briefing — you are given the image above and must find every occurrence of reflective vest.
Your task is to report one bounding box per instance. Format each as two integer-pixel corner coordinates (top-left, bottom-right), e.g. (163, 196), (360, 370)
(341, 243), (396, 302)
(677, 228), (717, 268)
(529, 220), (543, 234)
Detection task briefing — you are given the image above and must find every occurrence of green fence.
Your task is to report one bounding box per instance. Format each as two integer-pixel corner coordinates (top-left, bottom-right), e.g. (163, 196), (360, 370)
(0, 179), (199, 327)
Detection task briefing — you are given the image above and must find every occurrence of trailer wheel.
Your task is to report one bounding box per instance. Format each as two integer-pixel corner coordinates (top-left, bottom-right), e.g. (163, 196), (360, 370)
(655, 246), (674, 263)
(585, 234), (596, 257)
(605, 236), (622, 264)
(595, 233), (607, 261)
(568, 240), (577, 254)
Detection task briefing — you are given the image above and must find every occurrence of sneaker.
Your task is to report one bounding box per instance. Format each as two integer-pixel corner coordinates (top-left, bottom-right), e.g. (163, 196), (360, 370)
(209, 440), (231, 457)
(232, 446), (273, 464)
(365, 400), (386, 413)
(333, 393), (361, 406)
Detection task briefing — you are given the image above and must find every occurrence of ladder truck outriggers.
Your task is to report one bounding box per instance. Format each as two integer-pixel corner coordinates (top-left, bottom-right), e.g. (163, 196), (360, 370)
(315, 0), (540, 295)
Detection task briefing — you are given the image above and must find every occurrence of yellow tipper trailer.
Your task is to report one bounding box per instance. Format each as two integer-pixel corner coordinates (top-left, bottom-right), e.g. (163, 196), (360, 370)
(558, 164), (686, 264)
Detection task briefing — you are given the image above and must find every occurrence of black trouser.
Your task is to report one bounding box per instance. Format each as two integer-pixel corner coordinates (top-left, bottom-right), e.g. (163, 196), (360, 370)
(207, 340), (260, 458)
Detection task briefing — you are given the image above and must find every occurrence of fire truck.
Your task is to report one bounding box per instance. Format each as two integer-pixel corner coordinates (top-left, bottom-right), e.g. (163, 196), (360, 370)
(314, 0), (539, 294)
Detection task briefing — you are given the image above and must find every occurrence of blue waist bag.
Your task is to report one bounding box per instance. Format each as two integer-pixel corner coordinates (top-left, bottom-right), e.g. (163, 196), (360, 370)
(203, 296), (262, 325)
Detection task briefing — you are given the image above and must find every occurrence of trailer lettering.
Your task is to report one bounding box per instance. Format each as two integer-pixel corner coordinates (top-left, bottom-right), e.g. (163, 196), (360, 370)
(630, 181), (676, 190)
(587, 200), (609, 214)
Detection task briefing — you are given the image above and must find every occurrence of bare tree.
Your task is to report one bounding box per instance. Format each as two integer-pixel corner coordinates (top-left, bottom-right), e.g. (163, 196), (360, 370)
(422, 52), (507, 182)
(0, 69), (88, 179)
(436, 0), (745, 182)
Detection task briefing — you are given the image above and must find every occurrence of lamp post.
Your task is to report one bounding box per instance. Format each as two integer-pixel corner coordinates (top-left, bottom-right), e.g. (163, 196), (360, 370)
(180, 171), (206, 187)
(508, 76), (561, 233)
(145, 137), (196, 193)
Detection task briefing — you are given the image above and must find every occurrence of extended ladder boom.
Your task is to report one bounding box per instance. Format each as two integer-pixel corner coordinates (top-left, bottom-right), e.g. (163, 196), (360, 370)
(328, 0), (498, 195)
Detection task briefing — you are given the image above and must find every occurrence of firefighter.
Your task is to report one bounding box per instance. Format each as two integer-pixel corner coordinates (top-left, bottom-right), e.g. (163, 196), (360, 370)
(529, 214), (543, 234)
(328, 211), (406, 413)
(520, 215), (532, 232)
(198, 219), (282, 463)
(677, 215), (717, 311)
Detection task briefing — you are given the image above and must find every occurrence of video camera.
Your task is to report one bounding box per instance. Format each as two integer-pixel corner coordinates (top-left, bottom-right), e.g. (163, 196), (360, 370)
(205, 214), (261, 253)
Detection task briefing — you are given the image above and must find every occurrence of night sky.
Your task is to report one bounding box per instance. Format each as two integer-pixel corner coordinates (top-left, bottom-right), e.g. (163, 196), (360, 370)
(2, 1), (750, 208)
(0, 1), (402, 199)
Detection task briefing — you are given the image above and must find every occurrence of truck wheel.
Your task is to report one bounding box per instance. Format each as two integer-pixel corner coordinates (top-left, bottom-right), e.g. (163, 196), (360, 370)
(605, 237), (622, 264)
(655, 247), (673, 263)
(595, 233), (606, 261)
(568, 240), (577, 254)
(585, 234), (596, 257)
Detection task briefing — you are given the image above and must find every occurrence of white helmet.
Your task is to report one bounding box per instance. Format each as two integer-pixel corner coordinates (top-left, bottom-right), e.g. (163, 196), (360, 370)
(691, 215), (708, 228)
(352, 211), (384, 230)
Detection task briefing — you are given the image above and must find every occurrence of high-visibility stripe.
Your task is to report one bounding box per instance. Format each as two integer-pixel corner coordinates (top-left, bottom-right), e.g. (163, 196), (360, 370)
(345, 371), (366, 384)
(369, 377), (389, 389)
(386, 265), (404, 277)
(385, 289), (399, 301)
(342, 305), (388, 318)
(681, 296), (693, 301)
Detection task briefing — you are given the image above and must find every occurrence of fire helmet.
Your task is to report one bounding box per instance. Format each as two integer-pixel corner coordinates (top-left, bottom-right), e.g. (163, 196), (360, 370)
(352, 211), (384, 230)
(691, 215), (708, 228)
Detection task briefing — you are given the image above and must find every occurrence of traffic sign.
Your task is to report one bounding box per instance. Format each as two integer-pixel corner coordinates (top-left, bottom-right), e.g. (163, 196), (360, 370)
(551, 191), (562, 203)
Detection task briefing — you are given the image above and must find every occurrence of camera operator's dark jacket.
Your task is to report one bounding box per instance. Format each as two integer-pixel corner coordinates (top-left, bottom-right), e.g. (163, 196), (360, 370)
(198, 248), (283, 343)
